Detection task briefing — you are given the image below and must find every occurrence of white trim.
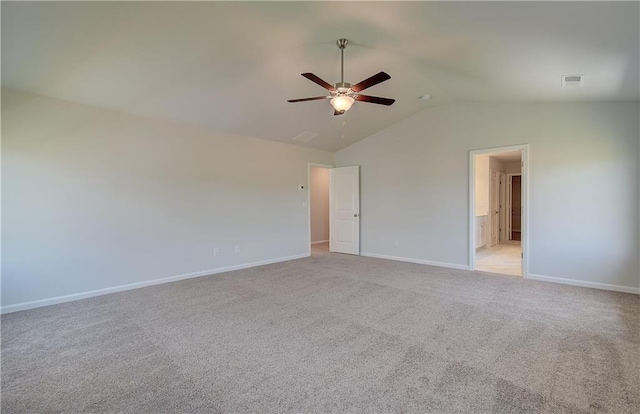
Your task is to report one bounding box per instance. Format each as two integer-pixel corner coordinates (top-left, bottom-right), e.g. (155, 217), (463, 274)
(311, 240), (329, 245)
(361, 252), (470, 270)
(469, 144), (529, 278)
(528, 274), (640, 295)
(1, 253), (310, 314)
(363, 253), (638, 295)
(307, 163), (334, 256)
(522, 148), (530, 278)
(499, 171), (507, 242)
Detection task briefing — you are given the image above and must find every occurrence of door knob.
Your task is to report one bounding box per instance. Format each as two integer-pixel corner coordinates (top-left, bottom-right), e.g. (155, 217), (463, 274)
(354, 213), (359, 218)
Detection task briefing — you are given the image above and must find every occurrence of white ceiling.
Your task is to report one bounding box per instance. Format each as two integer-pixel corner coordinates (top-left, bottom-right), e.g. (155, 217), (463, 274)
(490, 151), (521, 163)
(2, 2), (638, 152)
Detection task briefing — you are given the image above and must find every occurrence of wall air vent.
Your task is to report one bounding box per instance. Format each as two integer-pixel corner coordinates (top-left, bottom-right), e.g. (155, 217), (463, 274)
(561, 74), (584, 87)
(291, 131), (319, 143)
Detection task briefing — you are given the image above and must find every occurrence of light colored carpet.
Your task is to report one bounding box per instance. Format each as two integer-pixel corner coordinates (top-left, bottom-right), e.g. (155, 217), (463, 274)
(2, 247), (639, 413)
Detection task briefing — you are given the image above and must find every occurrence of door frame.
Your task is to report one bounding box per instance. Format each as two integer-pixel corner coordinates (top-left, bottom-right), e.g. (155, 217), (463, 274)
(307, 163), (335, 256)
(469, 144), (529, 278)
(507, 173), (522, 240)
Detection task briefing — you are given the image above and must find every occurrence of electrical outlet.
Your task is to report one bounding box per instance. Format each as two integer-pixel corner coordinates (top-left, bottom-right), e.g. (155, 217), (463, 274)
(213, 248), (220, 256)
(394, 240), (399, 247)
(234, 245), (240, 254)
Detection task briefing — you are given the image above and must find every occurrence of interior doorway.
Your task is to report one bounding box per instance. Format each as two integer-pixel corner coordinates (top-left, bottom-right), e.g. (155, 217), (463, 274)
(309, 165), (331, 255)
(308, 163), (361, 257)
(469, 145), (528, 277)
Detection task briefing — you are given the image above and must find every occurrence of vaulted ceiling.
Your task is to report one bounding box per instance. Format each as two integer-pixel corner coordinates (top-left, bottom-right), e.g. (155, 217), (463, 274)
(2, 2), (638, 152)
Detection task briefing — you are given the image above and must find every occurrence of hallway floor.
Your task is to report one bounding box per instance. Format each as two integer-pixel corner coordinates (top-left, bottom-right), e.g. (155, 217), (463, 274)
(476, 241), (522, 276)
(311, 242), (329, 256)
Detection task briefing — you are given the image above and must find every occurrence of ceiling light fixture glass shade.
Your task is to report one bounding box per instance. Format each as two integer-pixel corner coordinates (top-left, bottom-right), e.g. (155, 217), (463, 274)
(330, 95), (355, 112)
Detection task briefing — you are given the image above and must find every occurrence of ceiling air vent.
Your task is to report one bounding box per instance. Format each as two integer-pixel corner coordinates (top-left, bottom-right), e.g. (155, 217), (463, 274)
(291, 131), (319, 143)
(561, 75), (584, 87)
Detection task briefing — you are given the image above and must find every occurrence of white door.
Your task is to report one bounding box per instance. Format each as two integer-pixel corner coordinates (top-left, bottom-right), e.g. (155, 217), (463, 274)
(507, 175), (513, 240)
(330, 166), (360, 255)
(499, 172), (507, 242)
(490, 170), (500, 246)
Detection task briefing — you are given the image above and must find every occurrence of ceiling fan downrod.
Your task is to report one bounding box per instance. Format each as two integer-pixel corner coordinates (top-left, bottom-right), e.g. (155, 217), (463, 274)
(337, 38), (348, 85)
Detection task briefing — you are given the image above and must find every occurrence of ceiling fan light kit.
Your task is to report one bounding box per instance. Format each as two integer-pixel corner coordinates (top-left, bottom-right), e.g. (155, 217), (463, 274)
(288, 38), (395, 115)
(331, 95), (355, 113)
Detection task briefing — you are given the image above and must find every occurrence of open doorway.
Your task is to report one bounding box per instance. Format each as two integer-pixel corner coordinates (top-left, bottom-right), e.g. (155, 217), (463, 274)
(469, 145), (528, 277)
(309, 165), (331, 256)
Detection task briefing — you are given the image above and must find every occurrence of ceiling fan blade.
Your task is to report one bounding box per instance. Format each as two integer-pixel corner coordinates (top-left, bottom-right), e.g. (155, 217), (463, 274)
(351, 72), (391, 92)
(355, 94), (395, 106)
(301, 73), (337, 91)
(287, 96), (330, 103)
(334, 110), (345, 116)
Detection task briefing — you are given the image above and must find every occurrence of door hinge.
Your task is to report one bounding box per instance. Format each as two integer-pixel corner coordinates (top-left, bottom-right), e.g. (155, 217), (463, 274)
(521, 252), (523, 258)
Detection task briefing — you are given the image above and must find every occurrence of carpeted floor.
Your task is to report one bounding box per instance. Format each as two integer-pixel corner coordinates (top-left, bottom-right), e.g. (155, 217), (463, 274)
(2, 246), (639, 413)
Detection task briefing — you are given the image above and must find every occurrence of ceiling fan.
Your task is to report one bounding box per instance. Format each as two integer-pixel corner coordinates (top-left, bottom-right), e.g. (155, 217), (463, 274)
(288, 38), (395, 116)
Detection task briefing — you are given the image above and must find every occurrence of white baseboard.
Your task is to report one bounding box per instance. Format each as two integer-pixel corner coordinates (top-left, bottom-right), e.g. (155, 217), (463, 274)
(527, 273), (640, 295)
(360, 254), (638, 294)
(361, 252), (470, 271)
(311, 240), (329, 245)
(1, 253), (310, 314)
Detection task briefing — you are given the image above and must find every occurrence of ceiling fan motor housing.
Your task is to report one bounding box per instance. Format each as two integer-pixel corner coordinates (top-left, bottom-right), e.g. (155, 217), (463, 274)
(335, 82), (352, 94)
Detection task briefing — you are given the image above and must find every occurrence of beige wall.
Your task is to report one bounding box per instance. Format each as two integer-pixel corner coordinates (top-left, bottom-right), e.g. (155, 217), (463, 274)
(489, 159), (521, 175)
(505, 161), (521, 174)
(310, 167), (330, 243)
(2, 89), (334, 308)
(335, 102), (639, 291)
(3, 89), (639, 308)
(489, 157), (506, 172)
(475, 155), (490, 216)
(474, 155), (490, 248)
